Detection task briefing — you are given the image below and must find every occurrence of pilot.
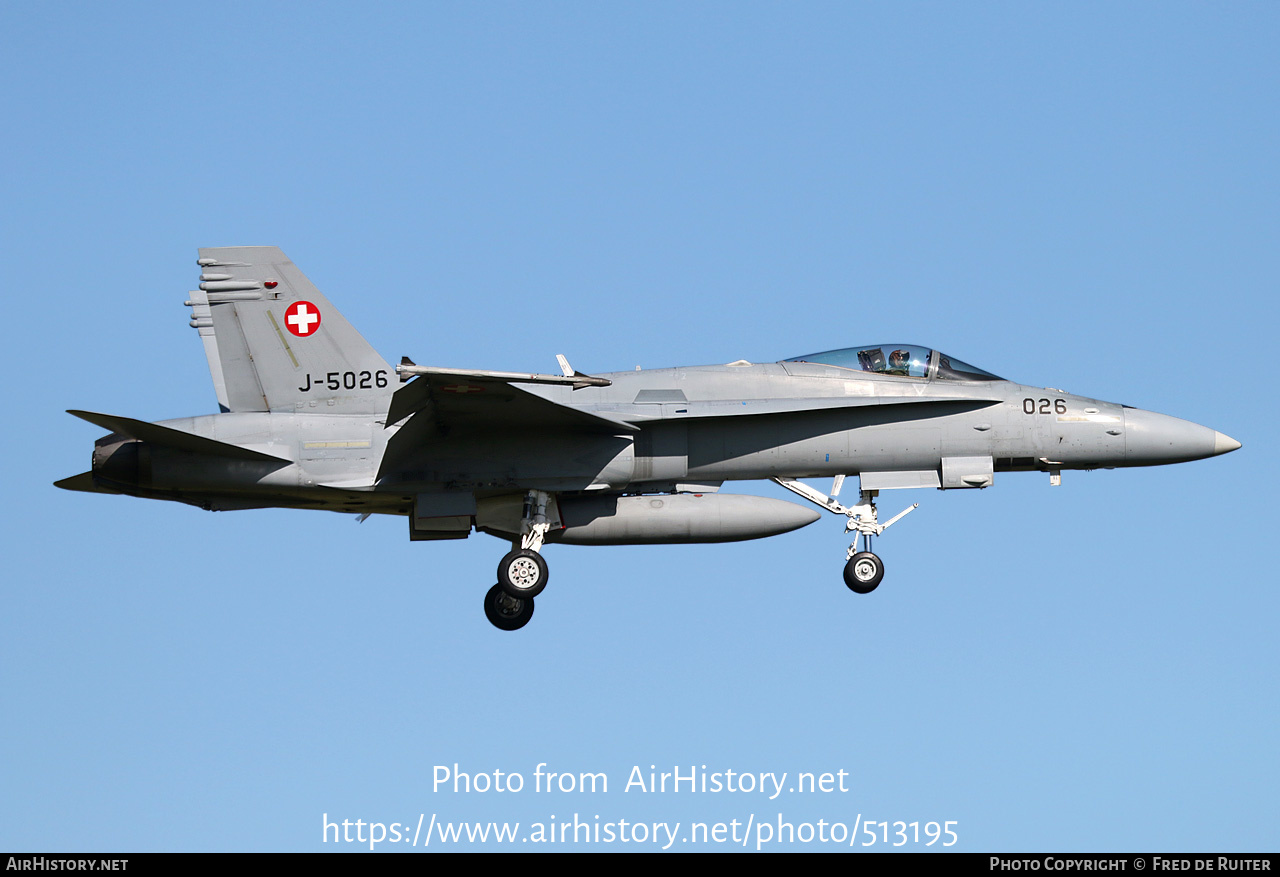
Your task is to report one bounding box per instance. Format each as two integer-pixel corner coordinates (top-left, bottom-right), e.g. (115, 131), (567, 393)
(887, 349), (912, 376)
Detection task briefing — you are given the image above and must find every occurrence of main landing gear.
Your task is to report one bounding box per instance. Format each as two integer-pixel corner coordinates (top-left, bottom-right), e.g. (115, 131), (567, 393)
(484, 583), (535, 631)
(772, 476), (917, 595)
(486, 489), (554, 631)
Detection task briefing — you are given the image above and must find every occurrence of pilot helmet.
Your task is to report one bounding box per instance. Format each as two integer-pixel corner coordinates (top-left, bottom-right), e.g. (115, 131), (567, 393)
(889, 349), (911, 367)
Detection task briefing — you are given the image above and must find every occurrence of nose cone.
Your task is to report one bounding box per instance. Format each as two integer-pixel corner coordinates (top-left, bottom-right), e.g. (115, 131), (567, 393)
(1214, 432), (1242, 455)
(1123, 409), (1241, 465)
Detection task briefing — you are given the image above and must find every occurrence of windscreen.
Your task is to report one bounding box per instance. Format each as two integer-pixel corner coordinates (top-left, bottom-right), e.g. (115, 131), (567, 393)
(935, 353), (1002, 381)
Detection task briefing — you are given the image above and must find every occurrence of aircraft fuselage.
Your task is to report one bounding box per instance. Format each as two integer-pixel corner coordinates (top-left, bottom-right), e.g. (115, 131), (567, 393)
(84, 362), (1231, 512)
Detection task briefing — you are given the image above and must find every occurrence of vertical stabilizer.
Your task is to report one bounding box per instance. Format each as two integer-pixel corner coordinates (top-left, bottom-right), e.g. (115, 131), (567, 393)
(191, 247), (394, 414)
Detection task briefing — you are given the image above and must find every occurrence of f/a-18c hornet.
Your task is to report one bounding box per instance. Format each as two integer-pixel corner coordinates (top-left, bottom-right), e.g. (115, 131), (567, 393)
(58, 247), (1241, 630)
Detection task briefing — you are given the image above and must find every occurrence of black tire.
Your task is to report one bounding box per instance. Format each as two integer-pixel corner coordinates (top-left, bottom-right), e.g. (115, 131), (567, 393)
(497, 548), (549, 599)
(484, 583), (535, 631)
(843, 552), (884, 594)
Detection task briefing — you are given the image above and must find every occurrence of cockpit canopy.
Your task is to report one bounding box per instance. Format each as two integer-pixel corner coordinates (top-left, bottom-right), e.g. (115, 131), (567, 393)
(782, 344), (1003, 382)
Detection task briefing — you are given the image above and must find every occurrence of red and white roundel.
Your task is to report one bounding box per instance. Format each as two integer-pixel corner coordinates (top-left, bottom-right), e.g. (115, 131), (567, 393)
(284, 300), (322, 336)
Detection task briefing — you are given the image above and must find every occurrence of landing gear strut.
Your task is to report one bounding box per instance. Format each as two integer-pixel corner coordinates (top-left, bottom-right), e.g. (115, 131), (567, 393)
(772, 477), (917, 595)
(488, 489), (556, 630)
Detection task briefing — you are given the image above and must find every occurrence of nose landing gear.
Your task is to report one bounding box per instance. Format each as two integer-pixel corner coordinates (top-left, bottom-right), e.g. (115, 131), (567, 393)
(772, 477), (917, 595)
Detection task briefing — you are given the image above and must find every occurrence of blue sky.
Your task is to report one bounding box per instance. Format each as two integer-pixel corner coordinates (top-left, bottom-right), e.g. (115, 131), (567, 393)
(3, 2), (1276, 852)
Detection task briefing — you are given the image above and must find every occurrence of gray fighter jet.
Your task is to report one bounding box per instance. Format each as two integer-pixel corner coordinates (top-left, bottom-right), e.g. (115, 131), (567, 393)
(57, 247), (1241, 630)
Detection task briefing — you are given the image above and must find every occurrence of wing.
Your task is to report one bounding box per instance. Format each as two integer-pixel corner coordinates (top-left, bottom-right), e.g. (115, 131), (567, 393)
(377, 375), (636, 482)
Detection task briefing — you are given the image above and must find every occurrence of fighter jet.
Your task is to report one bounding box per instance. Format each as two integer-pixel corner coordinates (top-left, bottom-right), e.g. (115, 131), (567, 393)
(57, 247), (1241, 630)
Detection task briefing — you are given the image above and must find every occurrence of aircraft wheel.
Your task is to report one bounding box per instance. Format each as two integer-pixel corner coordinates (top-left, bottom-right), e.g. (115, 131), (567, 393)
(844, 552), (884, 594)
(484, 583), (535, 631)
(498, 548), (549, 599)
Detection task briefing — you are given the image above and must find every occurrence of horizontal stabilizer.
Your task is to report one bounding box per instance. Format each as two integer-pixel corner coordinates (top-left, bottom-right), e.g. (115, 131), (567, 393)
(66, 410), (290, 463)
(53, 471), (118, 494)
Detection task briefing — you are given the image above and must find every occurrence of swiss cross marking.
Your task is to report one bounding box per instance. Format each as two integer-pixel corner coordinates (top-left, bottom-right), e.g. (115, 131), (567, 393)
(285, 301), (322, 336)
